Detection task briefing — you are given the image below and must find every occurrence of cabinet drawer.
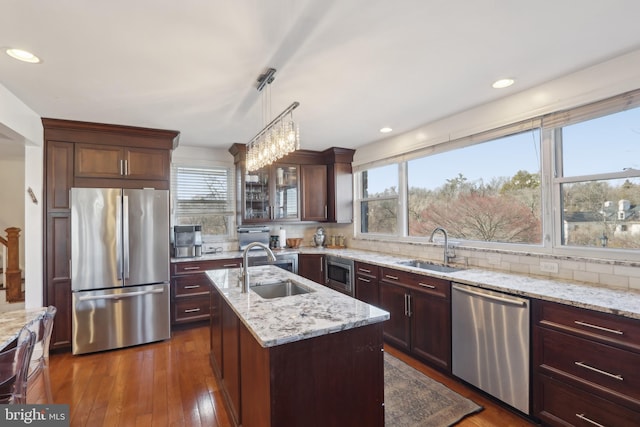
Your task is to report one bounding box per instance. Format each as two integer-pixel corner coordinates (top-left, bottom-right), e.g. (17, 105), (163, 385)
(537, 327), (640, 408)
(536, 374), (639, 427)
(355, 262), (379, 279)
(173, 274), (211, 297)
(173, 297), (210, 323)
(535, 299), (640, 352)
(380, 267), (449, 299)
(172, 258), (242, 275)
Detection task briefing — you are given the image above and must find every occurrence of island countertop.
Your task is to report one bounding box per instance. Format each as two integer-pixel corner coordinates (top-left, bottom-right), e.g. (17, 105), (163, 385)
(206, 265), (389, 348)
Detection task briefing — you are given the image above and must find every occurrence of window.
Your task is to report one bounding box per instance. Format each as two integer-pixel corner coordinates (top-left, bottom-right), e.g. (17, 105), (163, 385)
(556, 105), (640, 249)
(355, 88), (640, 258)
(407, 130), (542, 244)
(172, 165), (234, 236)
(360, 164), (398, 234)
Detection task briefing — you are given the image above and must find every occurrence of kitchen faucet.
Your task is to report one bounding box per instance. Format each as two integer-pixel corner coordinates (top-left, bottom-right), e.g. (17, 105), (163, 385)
(429, 227), (454, 266)
(240, 242), (277, 293)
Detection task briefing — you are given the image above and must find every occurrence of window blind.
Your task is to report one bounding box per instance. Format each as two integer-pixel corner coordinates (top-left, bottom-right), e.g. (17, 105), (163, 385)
(172, 165), (233, 215)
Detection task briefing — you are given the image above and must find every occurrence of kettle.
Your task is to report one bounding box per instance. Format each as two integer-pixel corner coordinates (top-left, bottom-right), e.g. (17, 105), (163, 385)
(313, 227), (326, 247)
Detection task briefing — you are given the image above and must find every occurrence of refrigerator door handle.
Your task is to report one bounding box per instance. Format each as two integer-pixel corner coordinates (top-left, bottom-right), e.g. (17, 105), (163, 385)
(77, 288), (165, 302)
(123, 195), (130, 280)
(116, 193), (123, 281)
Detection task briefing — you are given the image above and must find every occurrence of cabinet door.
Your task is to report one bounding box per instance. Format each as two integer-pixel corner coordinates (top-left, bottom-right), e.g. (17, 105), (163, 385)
(411, 290), (451, 371)
(379, 282), (411, 351)
(273, 165), (299, 220)
(355, 275), (379, 306)
(298, 254), (325, 284)
(301, 164), (327, 221)
(125, 147), (170, 180)
(243, 168), (270, 222)
(222, 299), (241, 425)
(75, 143), (123, 178)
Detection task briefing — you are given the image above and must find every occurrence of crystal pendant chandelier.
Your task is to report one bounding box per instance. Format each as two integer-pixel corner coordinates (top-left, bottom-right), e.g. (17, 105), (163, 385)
(246, 68), (300, 172)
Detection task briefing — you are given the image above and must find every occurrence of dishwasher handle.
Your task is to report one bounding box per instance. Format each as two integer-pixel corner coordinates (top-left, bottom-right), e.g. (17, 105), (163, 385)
(452, 283), (527, 307)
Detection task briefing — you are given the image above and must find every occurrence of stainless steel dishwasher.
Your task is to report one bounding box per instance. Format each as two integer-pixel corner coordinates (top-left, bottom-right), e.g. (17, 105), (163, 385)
(451, 283), (530, 414)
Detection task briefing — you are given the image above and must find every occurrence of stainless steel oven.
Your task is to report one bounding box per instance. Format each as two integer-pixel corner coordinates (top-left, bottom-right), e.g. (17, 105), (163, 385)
(325, 255), (354, 296)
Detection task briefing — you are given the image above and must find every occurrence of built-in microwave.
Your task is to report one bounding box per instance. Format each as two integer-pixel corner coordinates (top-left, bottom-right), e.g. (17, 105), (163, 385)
(325, 255), (354, 297)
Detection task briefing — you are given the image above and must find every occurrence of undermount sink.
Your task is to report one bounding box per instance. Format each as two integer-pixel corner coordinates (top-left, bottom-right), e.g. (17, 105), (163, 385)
(250, 280), (314, 299)
(395, 260), (464, 273)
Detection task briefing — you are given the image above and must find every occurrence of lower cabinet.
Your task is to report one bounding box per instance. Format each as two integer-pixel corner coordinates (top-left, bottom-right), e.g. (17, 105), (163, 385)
(297, 253), (325, 284)
(170, 258), (241, 325)
(379, 267), (451, 371)
(533, 299), (640, 426)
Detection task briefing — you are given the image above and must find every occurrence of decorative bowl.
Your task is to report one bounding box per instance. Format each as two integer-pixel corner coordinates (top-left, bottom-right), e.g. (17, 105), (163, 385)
(286, 238), (303, 249)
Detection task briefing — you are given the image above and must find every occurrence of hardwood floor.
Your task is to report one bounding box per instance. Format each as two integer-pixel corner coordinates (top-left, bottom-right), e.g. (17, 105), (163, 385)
(30, 325), (536, 426)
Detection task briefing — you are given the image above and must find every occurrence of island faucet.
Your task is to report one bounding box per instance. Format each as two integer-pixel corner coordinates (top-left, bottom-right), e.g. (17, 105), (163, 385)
(240, 241), (277, 293)
(429, 227), (454, 266)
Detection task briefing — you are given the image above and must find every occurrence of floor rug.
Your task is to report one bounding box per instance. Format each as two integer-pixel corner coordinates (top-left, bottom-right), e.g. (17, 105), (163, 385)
(385, 352), (483, 426)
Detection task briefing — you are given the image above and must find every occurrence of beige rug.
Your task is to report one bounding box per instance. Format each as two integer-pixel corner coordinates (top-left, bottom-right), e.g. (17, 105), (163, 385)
(385, 353), (483, 426)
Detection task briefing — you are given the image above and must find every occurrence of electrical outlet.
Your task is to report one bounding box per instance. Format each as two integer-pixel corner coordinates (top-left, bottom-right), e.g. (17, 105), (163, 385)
(540, 261), (559, 273)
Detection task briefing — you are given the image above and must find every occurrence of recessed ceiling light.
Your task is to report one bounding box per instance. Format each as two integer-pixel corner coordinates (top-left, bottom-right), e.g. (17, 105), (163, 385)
(492, 78), (514, 89)
(380, 127), (393, 133)
(6, 48), (41, 63)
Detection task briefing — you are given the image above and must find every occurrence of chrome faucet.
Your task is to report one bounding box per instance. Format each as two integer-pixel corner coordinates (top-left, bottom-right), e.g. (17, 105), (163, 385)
(240, 242), (277, 293)
(429, 227), (454, 266)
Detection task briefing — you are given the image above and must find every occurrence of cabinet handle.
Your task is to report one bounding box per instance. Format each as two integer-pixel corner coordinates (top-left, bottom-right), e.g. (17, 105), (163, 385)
(574, 361), (623, 381)
(575, 413), (606, 427)
(358, 277), (371, 283)
(184, 285), (201, 289)
(406, 294), (412, 317)
(418, 282), (436, 289)
(183, 266), (201, 271)
(574, 320), (624, 335)
(385, 274), (399, 281)
(124, 159), (129, 176)
(320, 258), (324, 272)
(404, 294), (408, 316)
(223, 263), (238, 267)
(120, 159), (124, 176)
(359, 268), (371, 273)
(184, 308), (201, 313)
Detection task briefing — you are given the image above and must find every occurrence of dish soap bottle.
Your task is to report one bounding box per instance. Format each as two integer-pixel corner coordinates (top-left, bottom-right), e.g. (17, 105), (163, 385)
(279, 227), (287, 249)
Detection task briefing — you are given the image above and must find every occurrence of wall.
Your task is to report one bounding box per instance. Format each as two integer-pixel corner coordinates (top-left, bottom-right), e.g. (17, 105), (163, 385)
(0, 157), (25, 270)
(0, 83), (43, 309)
(350, 48), (640, 291)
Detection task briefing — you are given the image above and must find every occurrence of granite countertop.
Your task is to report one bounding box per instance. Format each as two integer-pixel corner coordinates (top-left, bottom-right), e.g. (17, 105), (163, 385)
(181, 246), (640, 321)
(206, 265), (390, 348)
(0, 307), (48, 349)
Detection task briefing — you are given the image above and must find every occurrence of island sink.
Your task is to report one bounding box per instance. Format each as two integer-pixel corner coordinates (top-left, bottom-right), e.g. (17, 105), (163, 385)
(396, 259), (463, 273)
(250, 280), (314, 299)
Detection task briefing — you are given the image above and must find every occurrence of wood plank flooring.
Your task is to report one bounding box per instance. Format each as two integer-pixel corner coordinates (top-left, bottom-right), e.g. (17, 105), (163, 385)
(29, 325), (536, 426)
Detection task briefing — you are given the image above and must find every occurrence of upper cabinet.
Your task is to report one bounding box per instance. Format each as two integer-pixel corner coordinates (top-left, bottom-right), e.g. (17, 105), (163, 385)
(75, 144), (170, 181)
(229, 144), (354, 224)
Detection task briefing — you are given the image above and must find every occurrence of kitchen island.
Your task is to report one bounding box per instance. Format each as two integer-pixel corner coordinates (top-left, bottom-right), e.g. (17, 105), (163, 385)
(206, 265), (389, 427)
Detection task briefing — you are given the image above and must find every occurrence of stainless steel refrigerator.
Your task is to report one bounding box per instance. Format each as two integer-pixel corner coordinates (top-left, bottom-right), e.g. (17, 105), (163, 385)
(70, 187), (171, 355)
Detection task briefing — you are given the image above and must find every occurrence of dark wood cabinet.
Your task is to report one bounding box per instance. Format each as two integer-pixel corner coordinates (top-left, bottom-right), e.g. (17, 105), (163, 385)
(229, 143), (354, 225)
(209, 288), (384, 427)
(379, 267), (451, 371)
(297, 253), (325, 284)
(170, 258), (241, 325)
(354, 261), (380, 306)
(533, 299), (640, 426)
(42, 118), (179, 351)
(300, 164), (327, 221)
(75, 143), (170, 182)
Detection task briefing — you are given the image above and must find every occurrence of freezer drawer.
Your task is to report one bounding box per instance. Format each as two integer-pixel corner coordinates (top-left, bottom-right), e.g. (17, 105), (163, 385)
(72, 283), (171, 355)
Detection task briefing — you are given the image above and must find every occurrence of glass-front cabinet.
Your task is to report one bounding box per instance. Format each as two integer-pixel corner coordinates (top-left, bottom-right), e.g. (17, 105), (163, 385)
(244, 164), (299, 222)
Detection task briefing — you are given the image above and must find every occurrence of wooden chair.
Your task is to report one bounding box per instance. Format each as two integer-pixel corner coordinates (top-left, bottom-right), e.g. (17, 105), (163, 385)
(25, 305), (57, 403)
(0, 326), (36, 404)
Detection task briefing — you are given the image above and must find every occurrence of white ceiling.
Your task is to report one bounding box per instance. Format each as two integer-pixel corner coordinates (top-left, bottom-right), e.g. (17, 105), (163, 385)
(2, 1), (640, 154)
